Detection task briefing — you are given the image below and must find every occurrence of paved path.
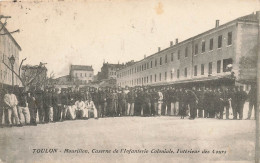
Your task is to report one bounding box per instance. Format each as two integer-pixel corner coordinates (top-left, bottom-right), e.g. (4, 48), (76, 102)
(0, 116), (256, 163)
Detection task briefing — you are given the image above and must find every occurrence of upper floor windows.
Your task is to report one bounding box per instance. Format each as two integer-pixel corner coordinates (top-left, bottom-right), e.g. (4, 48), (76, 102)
(228, 32), (232, 46)
(209, 38), (214, 51)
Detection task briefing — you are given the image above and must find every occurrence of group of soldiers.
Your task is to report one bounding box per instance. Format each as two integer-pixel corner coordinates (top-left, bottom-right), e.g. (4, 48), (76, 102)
(0, 84), (257, 127)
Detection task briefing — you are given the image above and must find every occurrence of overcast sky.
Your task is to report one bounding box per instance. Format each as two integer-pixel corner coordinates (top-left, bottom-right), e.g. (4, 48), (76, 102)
(1, 0), (259, 78)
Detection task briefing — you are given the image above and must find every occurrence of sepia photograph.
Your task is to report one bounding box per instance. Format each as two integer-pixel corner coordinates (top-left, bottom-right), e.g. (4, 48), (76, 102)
(0, 0), (259, 162)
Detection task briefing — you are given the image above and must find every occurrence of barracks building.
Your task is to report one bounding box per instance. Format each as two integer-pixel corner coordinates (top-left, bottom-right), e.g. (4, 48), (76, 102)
(116, 12), (259, 90)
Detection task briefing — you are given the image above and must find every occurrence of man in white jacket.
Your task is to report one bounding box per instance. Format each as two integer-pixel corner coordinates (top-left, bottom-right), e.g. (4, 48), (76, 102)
(85, 97), (98, 119)
(75, 97), (86, 119)
(4, 89), (22, 127)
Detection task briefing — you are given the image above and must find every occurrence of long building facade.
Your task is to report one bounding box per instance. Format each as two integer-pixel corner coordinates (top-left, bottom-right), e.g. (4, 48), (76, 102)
(117, 12), (259, 89)
(0, 21), (22, 88)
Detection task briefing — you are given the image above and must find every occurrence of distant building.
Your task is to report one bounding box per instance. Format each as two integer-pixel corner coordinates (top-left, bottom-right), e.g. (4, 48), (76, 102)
(69, 65), (94, 84)
(0, 21), (22, 87)
(97, 62), (126, 81)
(117, 12), (259, 91)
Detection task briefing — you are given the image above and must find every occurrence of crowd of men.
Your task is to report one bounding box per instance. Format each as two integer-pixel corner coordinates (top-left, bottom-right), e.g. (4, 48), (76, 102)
(0, 84), (257, 127)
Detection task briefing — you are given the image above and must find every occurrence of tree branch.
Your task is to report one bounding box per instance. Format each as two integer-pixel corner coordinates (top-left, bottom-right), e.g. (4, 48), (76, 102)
(0, 22), (7, 32)
(26, 66), (46, 86)
(19, 58), (26, 76)
(2, 59), (25, 86)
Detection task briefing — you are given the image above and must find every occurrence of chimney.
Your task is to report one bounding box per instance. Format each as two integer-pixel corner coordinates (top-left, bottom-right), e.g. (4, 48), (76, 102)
(215, 20), (219, 28)
(158, 47), (161, 52)
(175, 38), (178, 44)
(170, 41), (173, 47)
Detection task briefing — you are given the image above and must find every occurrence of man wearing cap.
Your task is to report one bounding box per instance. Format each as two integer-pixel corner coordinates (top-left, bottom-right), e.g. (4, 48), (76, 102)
(27, 91), (37, 125)
(35, 86), (44, 123)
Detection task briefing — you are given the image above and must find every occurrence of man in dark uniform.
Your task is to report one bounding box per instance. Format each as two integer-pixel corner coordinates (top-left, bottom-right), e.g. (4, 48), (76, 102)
(230, 87), (237, 119)
(220, 87), (231, 119)
(52, 88), (62, 122)
(186, 89), (198, 120)
(43, 88), (53, 123)
(214, 88), (222, 119)
(236, 86), (247, 120)
(118, 88), (127, 116)
(196, 87), (205, 118)
(60, 89), (69, 121)
(165, 87), (172, 116)
(27, 91), (37, 125)
(142, 88), (151, 116)
(204, 88), (215, 118)
(35, 86), (44, 123)
(247, 85), (257, 120)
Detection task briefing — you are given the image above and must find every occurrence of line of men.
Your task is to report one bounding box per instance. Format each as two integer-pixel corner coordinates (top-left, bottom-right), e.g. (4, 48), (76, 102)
(0, 84), (257, 127)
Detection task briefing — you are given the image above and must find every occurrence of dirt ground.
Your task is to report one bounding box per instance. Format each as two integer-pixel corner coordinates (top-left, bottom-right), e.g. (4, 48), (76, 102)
(0, 114), (256, 163)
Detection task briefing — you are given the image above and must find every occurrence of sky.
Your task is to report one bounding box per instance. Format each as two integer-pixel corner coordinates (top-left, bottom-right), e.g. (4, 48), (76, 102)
(0, 0), (259, 78)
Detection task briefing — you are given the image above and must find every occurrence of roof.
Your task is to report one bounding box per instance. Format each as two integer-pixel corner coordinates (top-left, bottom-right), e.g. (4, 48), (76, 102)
(118, 11), (259, 71)
(0, 21), (22, 51)
(70, 65), (93, 71)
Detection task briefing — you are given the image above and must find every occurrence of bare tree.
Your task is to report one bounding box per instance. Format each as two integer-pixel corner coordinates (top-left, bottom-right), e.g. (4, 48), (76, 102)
(2, 54), (47, 89)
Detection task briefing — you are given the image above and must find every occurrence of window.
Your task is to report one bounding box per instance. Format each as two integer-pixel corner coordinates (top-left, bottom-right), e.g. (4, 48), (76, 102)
(154, 74), (157, 82)
(228, 32), (232, 45)
(210, 38), (213, 51)
(177, 69), (180, 78)
(171, 53), (173, 61)
(147, 62), (149, 69)
(155, 59), (157, 66)
(184, 68), (187, 77)
(195, 44), (198, 55)
(150, 61), (153, 68)
(150, 75), (152, 83)
(144, 64), (146, 70)
(165, 72), (167, 80)
(201, 64), (204, 75)
(217, 60), (221, 73)
(171, 71), (173, 79)
(185, 47), (188, 57)
(142, 65), (143, 71)
(159, 73), (161, 81)
(208, 62), (212, 75)
(147, 76), (148, 83)
(218, 35), (222, 48)
(194, 65), (197, 76)
(165, 55), (167, 63)
(142, 78), (143, 84)
(160, 57), (162, 65)
(178, 50), (180, 60)
(223, 58), (233, 72)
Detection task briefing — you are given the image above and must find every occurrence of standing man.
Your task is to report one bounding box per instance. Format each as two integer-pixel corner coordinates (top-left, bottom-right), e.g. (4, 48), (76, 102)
(186, 89), (198, 120)
(4, 88), (22, 127)
(35, 86), (44, 123)
(236, 86), (248, 120)
(126, 88), (135, 116)
(157, 88), (164, 116)
(27, 91), (37, 126)
(220, 87), (231, 119)
(247, 85), (257, 120)
(60, 89), (69, 121)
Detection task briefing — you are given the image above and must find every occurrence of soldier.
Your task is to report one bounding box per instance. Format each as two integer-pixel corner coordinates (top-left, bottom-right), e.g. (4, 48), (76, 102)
(106, 88), (113, 117)
(27, 91), (37, 125)
(52, 88), (62, 122)
(17, 89), (30, 125)
(60, 89), (69, 121)
(235, 86), (247, 120)
(112, 89), (119, 117)
(142, 88), (151, 116)
(186, 88), (198, 120)
(220, 87), (231, 119)
(67, 89), (76, 120)
(230, 87), (237, 119)
(179, 88), (187, 119)
(164, 87), (172, 116)
(204, 88), (215, 118)
(100, 88), (108, 118)
(157, 88), (163, 116)
(118, 88), (127, 116)
(150, 88), (158, 116)
(91, 88), (100, 117)
(126, 88), (135, 116)
(214, 88), (222, 119)
(196, 87), (205, 118)
(35, 86), (44, 123)
(247, 85), (257, 120)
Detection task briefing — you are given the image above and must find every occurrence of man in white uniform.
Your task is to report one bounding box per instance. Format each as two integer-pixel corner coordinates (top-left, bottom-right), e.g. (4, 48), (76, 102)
(85, 97), (98, 119)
